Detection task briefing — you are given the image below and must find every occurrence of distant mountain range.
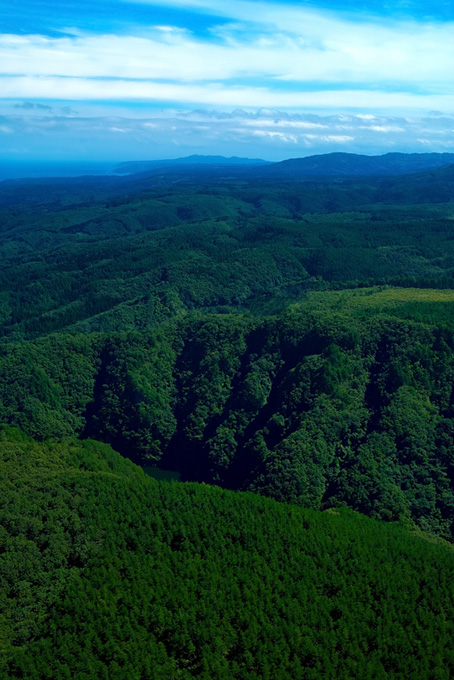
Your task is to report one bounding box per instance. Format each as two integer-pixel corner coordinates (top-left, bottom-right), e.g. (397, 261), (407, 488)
(2, 152), (454, 184)
(260, 151), (454, 178)
(1, 151), (454, 210)
(114, 151), (454, 180)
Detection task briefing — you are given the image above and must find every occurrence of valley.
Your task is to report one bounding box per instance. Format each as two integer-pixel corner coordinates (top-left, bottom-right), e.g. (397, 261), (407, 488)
(2, 152), (454, 677)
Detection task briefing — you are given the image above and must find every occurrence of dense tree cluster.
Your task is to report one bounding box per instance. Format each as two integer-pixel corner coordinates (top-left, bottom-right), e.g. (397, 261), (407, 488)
(2, 160), (454, 676)
(1, 426), (454, 680)
(1, 166), (454, 341)
(2, 288), (454, 537)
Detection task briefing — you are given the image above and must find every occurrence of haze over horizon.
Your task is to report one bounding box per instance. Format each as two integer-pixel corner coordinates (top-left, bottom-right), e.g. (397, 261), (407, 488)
(1, 0), (453, 166)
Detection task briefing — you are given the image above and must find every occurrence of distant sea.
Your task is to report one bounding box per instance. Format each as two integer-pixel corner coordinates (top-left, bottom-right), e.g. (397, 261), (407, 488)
(0, 161), (117, 181)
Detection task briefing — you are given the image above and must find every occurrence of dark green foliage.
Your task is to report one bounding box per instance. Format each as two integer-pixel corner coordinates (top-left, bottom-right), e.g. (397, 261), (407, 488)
(2, 290), (454, 537)
(2, 169), (454, 529)
(1, 167), (454, 341)
(4, 163), (454, 676)
(1, 427), (454, 680)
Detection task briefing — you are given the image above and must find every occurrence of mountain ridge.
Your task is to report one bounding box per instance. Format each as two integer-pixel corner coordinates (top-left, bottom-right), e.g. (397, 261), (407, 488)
(3, 151), (454, 186)
(114, 151), (454, 180)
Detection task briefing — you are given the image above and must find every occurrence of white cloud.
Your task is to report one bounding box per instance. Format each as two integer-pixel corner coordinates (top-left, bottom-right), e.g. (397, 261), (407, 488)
(120, 0), (454, 83)
(365, 125), (406, 132)
(2, 109), (454, 162)
(1, 0), (453, 157)
(2, 76), (454, 112)
(0, 2), (453, 102)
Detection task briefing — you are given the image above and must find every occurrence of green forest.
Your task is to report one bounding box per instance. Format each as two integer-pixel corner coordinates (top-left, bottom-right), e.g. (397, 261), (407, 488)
(2, 427), (454, 679)
(2, 156), (454, 677)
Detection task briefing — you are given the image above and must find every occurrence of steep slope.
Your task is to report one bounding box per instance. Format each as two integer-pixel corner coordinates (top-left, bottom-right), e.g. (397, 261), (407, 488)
(2, 289), (454, 538)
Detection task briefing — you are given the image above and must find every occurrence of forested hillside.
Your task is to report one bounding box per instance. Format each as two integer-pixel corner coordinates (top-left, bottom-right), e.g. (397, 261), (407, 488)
(2, 154), (454, 676)
(1, 158), (454, 537)
(1, 163), (454, 341)
(1, 426), (454, 680)
(1, 288), (454, 537)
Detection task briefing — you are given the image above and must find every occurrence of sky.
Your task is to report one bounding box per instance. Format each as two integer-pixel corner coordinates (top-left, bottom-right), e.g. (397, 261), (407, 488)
(1, 0), (454, 165)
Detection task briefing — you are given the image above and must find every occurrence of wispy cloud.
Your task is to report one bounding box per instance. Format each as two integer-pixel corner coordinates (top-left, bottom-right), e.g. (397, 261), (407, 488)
(2, 109), (453, 161)
(3, 77), (454, 112)
(1, 0), (453, 159)
(0, 2), (453, 108)
(14, 101), (52, 111)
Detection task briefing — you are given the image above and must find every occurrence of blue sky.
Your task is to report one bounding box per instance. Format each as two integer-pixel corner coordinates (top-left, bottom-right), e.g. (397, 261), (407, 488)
(1, 0), (454, 163)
